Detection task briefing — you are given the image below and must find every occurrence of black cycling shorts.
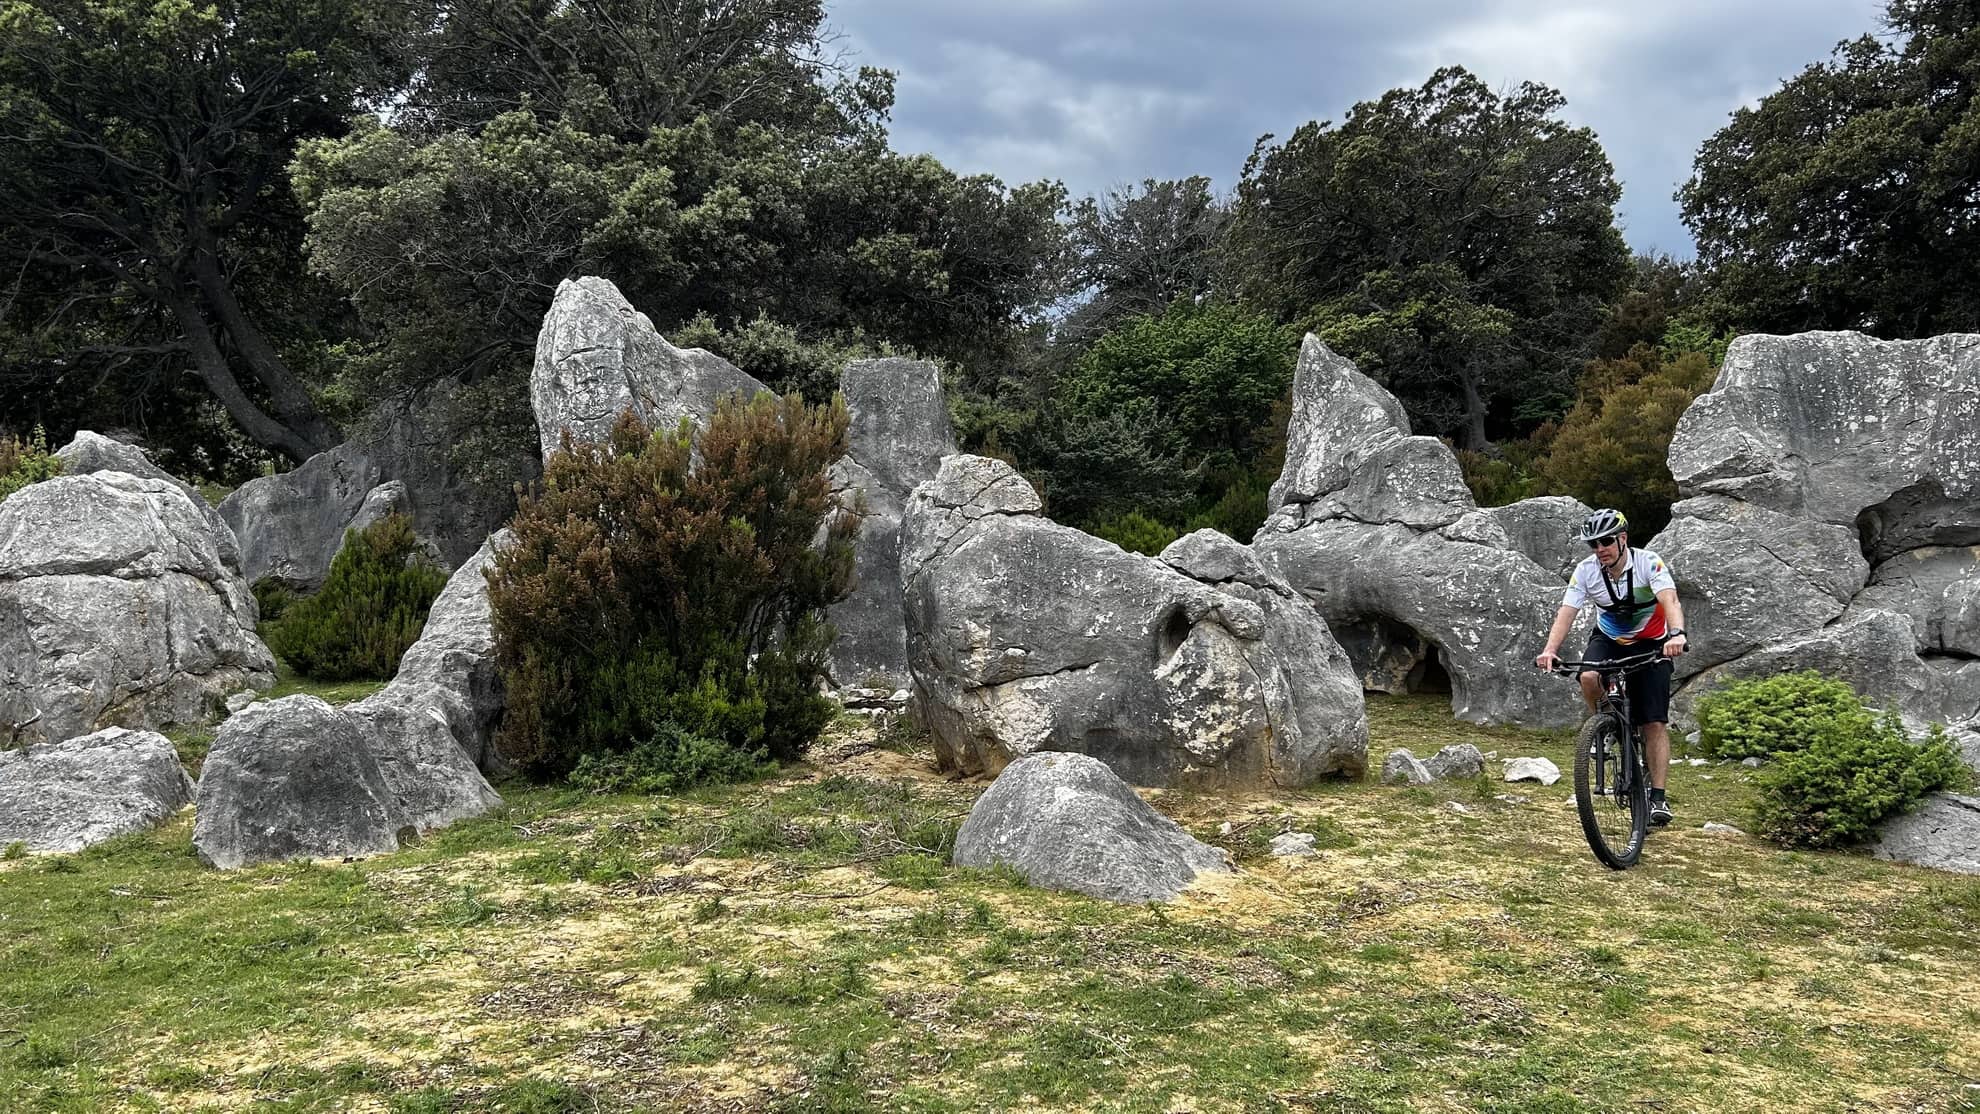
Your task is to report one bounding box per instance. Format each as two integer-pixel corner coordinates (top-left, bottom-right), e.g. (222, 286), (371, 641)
(1582, 630), (1672, 726)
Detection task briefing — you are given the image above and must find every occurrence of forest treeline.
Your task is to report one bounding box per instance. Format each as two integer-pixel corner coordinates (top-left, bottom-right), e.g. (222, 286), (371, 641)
(4, 0), (1979, 545)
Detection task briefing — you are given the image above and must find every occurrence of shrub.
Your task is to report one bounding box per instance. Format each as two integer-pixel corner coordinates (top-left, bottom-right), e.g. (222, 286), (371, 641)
(1540, 344), (1716, 539)
(1183, 472), (1272, 542)
(1700, 672), (1969, 848)
(488, 394), (855, 782)
(567, 720), (772, 795)
(672, 312), (883, 406)
(1086, 509), (1179, 556)
(263, 514), (449, 680)
(0, 426), (63, 501)
(1750, 714), (1966, 849)
(1695, 671), (1871, 761)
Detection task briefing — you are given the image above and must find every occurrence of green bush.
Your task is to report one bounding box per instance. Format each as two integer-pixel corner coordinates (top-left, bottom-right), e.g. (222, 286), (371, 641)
(1751, 714), (1967, 849)
(1695, 671), (1870, 761)
(264, 514), (449, 681)
(1699, 672), (1969, 848)
(1087, 509), (1179, 556)
(567, 720), (773, 795)
(1183, 472), (1272, 542)
(488, 395), (855, 783)
(0, 426), (63, 501)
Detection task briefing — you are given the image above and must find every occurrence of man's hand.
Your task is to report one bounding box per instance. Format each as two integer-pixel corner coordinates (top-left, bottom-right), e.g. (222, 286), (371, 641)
(1535, 649), (1560, 672)
(1663, 634), (1688, 659)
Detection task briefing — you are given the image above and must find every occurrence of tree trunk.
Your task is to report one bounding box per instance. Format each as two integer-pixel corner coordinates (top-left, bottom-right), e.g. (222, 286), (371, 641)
(187, 242), (342, 453)
(1457, 363), (1490, 451)
(157, 278), (323, 464)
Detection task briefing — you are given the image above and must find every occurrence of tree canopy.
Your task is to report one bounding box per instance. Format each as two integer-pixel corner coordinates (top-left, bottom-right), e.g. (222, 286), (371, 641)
(1681, 0), (1980, 335)
(0, 0), (426, 462)
(1228, 67), (1630, 449)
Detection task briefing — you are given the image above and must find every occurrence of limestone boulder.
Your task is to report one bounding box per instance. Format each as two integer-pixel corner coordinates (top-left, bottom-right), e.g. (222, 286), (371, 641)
(901, 456), (1366, 788)
(55, 431), (241, 570)
(952, 751), (1231, 903)
(193, 696), (406, 869)
(190, 533), (511, 868)
(1872, 793), (1980, 876)
(1254, 518), (1577, 727)
(1652, 332), (1980, 738)
(1480, 496), (1595, 579)
(1253, 337), (1580, 728)
(386, 531), (511, 771)
(531, 276), (766, 458)
(0, 727), (194, 852)
(1668, 332), (1980, 552)
(0, 472), (273, 746)
(827, 358), (956, 691)
(219, 391), (525, 590)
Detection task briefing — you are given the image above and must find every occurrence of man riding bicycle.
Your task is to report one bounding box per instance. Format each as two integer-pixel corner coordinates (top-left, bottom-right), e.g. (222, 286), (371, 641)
(1533, 509), (1690, 827)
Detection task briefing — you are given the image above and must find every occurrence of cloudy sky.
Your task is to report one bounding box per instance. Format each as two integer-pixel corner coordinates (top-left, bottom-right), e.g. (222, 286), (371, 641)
(829, 0), (1889, 259)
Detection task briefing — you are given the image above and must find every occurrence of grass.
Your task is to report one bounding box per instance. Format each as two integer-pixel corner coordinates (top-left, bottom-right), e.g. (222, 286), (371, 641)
(1, 695), (1977, 1111)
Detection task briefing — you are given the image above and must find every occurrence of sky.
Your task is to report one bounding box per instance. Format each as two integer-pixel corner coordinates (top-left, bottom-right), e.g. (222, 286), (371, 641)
(827, 0), (1890, 260)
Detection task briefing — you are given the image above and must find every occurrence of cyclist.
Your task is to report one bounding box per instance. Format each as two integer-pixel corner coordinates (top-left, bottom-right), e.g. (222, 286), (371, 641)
(1533, 509), (1690, 826)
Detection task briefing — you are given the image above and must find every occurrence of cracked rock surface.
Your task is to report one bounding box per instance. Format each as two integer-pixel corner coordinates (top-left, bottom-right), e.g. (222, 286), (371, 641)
(900, 455), (1366, 788)
(0, 727), (194, 852)
(1650, 332), (1980, 738)
(826, 358), (955, 691)
(1252, 336), (1585, 728)
(531, 276), (766, 458)
(0, 471), (274, 746)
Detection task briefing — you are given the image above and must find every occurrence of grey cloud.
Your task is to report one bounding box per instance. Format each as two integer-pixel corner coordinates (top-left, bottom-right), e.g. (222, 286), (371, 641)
(829, 0), (1887, 257)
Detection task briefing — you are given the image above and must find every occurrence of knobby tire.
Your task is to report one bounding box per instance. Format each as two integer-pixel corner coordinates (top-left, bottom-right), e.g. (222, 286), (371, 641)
(1573, 712), (1649, 870)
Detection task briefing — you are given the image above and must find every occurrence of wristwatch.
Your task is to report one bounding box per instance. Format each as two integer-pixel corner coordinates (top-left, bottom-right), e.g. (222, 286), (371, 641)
(1667, 628), (1687, 638)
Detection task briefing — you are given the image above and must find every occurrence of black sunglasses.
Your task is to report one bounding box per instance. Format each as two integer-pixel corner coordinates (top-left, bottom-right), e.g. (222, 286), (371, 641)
(1586, 534), (1621, 549)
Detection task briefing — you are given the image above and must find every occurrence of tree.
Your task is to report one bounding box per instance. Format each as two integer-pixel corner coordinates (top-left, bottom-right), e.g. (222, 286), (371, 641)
(1680, 1), (1980, 335)
(1038, 302), (1294, 527)
(295, 66), (1068, 443)
(1228, 67), (1630, 449)
(1061, 176), (1229, 341)
(1540, 343), (1718, 538)
(0, 0), (425, 462)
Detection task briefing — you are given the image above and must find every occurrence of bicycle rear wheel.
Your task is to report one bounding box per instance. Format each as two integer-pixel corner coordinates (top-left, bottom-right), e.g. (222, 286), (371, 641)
(1573, 713), (1649, 869)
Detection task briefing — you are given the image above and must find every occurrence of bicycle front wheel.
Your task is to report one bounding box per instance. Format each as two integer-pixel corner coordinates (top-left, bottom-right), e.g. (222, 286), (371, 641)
(1573, 713), (1648, 869)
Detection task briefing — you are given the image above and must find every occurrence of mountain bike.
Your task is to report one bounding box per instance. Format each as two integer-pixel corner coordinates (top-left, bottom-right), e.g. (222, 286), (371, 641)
(1549, 651), (1669, 870)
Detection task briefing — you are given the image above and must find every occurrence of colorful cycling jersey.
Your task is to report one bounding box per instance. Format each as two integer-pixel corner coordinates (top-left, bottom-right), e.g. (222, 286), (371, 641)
(1562, 547), (1676, 643)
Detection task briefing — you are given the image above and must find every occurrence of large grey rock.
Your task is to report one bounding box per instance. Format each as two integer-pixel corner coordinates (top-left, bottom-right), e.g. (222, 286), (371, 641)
(1668, 332), (1980, 551)
(952, 751), (1231, 902)
(1851, 546), (1980, 656)
(1254, 519), (1577, 727)
(55, 430), (241, 570)
(901, 457), (1367, 788)
(1652, 332), (1980, 738)
(531, 276), (766, 459)
(0, 472), (273, 746)
(0, 727), (193, 852)
(1872, 793), (1980, 875)
(1480, 496), (1596, 579)
(1424, 743), (1487, 780)
(219, 391), (525, 590)
(386, 531), (511, 771)
(193, 696), (406, 869)
(347, 682), (503, 831)
(826, 358), (956, 691)
(1253, 337), (1581, 728)
(1380, 749), (1431, 785)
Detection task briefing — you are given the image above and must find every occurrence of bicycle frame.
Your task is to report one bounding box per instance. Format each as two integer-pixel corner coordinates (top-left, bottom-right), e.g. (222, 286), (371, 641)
(1550, 650), (1665, 869)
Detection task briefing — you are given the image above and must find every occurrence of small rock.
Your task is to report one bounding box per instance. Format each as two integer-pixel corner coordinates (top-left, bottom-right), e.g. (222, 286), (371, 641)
(1503, 757), (1562, 786)
(1218, 821), (1233, 836)
(1269, 831), (1318, 856)
(1445, 801), (1473, 815)
(1381, 748), (1432, 785)
(1741, 757), (1763, 768)
(1685, 730), (1701, 747)
(226, 691), (257, 714)
(1494, 793), (1530, 805)
(1699, 774), (1714, 781)
(1687, 757), (1709, 766)
(1702, 822), (1745, 835)
(1424, 743), (1486, 780)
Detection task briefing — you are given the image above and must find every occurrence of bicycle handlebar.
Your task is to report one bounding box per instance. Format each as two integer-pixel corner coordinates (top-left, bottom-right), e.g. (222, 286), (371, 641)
(1546, 651), (1669, 676)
